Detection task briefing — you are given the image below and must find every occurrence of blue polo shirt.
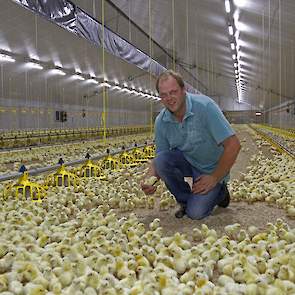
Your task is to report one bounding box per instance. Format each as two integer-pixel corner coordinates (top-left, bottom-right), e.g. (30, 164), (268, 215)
(155, 93), (235, 182)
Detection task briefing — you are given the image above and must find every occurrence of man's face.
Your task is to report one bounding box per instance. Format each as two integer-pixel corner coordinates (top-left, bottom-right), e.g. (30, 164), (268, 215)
(158, 76), (186, 116)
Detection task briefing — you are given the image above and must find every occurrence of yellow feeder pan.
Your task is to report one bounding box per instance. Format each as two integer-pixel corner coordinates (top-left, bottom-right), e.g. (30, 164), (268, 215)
(79, 153), (107, 180)
(100, 149), (122, 171)
(131, 144), (149, 163)
(46, 158), (79, 187)
(119, 147), (138, 167)
(143, 144), (155, 159)
(4, 165), (46, 202)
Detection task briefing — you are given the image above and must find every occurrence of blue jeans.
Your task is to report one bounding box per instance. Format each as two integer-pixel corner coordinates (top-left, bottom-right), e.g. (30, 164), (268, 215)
(154, 149), (223, 220)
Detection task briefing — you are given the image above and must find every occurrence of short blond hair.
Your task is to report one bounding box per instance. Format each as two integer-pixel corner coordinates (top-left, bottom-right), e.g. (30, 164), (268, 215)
(156, 70), (185, 93)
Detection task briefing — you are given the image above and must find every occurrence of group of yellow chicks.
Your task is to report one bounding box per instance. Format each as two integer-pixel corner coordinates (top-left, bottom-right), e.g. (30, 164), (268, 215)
(229, 132), (295, 219)
(0, 125), (295, 294)
(1, 194), (295, 295)
(0, 133), (153, 175)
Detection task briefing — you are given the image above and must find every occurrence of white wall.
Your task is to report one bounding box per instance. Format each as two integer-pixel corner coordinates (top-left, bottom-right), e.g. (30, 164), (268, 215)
(266, 101), (295, 129)
(0, 97), (151, 130)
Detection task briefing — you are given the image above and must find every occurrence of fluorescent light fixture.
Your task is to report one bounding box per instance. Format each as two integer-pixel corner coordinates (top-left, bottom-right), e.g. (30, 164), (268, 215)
(234, 62), (238, 68)
(0, 54), (15, 62)
(231, 43), (235, 50)
(225, 0), (231, 13)
(101, 82), (111, 87)
(255, 112), (262, 116)
(234, 0), (247, 8)
(235, 69), (238, 74)
(88, 79), (98, 84)
(228, 25), (234, 35)
(113, 85), (121, 90)
(235, 74), (239, 78)
(52, 68), (66, 75)
(26, 62), (43, 69)
(72, 74), (85, 80)
(232, 54), (236, 60)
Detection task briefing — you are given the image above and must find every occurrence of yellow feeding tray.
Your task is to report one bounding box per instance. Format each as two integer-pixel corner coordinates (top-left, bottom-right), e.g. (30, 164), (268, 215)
(100, 149), (122, 171)
(119, 147), (138, 167)
(4, 165), (46, 202)
(143, 144), (156, 159)
(131, 144), (149, 163)
(79, 153), (107, 180)
(45, 158), (79, 187)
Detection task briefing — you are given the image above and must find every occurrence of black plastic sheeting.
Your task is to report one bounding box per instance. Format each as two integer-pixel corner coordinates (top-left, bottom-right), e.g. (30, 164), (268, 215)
(13, 0), (76, 32)
(12, 0), (199, 93)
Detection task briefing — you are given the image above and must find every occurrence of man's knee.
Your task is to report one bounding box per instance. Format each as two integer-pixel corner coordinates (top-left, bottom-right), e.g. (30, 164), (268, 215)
(186, 205), (211, 220)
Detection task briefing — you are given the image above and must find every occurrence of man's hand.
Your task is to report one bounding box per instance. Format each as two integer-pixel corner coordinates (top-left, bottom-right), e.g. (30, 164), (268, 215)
(140, 181), (157, 195)
(140, 160), (159, 195)
(192, 175), (218, 195)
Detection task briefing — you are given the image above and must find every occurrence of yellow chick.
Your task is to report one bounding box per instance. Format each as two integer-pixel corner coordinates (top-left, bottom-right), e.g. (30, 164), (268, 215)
(84, 287), (97, 295)
(147, 196), (155, 209)
(8, 280), (24, 295)
(224, 223), (241, 240)
(159, 199), (169, 211)
(171, 249), (187, 275)
(149, 218), (161, 231)
(217, 274), (235, 286)
(277, 265), (295, 282)
(0, 274), (8, 292)
(192, 228), (203, 242)
(22, 263), (40, 283)
(173, 232), (191, 250)
(115, 258), (130, 280)
(24, 283), (46, 295)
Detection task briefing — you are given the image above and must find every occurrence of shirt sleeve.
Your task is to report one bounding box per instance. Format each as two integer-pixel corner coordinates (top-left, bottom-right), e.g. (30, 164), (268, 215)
(155, 116), (170, 153)
(205, 101), (235, 145)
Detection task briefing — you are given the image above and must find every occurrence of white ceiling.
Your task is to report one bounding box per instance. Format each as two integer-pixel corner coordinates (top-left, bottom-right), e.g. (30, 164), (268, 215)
(0, 0), (294, 113)
(0, 0), (159, 113)
(75, 0), (295, 110)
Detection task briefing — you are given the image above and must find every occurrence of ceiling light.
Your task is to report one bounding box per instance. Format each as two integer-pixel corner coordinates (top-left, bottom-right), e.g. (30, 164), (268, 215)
(255, 112), (262, 116)
(52, 68), (66, 75)
(101, 82), (111, 87)
(225, 0), (231, 13)
(231, 43), (235, 50)
(234, 62), (238, 68)
(234, 0), (247, 8)
(228, 25), (234, 35)
(232, 54), (236, 60)
(0, 54), (15, 62)
(88, 78), (98, 84)
(26, 62), (43, 69)
(72, 74), (85, 80)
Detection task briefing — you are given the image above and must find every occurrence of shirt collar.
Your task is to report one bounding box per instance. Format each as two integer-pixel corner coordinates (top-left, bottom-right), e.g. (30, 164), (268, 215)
(162, 93), (194, 122)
